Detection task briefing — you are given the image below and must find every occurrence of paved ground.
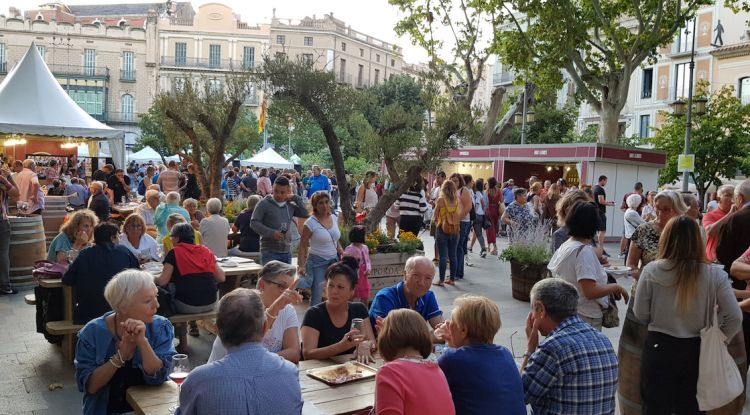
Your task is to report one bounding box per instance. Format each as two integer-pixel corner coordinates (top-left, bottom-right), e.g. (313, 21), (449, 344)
(1, 234), (748, 414)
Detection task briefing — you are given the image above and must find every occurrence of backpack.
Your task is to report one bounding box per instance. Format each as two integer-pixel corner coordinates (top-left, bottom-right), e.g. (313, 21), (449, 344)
(440, 200), (461, 235)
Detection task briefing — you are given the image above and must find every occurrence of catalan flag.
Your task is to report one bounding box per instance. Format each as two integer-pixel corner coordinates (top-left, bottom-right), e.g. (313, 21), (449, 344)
(258, 94), (267, 134)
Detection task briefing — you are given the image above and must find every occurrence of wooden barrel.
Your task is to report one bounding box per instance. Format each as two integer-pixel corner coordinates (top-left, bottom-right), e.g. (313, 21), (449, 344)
(707, 330), (747, 414)
(617, 307), (649, 415)
(42, 196), (68, 248)
(9, 215), (47, 288)
(510, 261), (550, 302)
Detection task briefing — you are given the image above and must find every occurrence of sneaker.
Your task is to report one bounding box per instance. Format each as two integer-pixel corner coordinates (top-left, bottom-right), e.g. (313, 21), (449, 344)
(480, 249), (487, 258)
(0, 288), (17, 295)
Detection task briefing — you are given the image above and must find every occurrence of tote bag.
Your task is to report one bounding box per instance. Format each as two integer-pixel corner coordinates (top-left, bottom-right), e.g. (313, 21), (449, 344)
(696, 267), (744, 411)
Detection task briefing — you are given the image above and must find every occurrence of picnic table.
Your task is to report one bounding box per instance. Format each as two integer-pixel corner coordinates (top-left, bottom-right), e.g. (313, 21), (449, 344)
(126, 354), (382, 415)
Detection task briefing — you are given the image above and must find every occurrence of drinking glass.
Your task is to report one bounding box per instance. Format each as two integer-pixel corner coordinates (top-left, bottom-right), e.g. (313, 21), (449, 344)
(67, 249), (79, 263)
(350, 318), (365, 342)
(168, 354), (190, 413)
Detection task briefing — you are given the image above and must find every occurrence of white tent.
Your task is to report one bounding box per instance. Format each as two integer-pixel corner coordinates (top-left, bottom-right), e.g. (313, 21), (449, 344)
(240, 147), (293, 168)
(289, 154), (302, 165)
(0, 42), (125, 167)
(129, 146), (165, 163)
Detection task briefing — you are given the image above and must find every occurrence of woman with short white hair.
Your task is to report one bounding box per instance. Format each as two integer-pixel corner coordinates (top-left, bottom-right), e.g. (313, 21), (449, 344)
(74, 270), (176, 415)
(182, 197), (203, 229)
(153, 191), (189, 240)
(623, 193), (646, 261)
(200, 197), (231, 257)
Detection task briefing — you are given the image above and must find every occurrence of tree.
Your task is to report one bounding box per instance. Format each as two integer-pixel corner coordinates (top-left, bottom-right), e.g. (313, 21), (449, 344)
(152, 74), (260, 198)
(494, 0), (712, 144)
(134, 105), (174, 164)
(650, 82), (750, 205)
(502, 93), (579, 144)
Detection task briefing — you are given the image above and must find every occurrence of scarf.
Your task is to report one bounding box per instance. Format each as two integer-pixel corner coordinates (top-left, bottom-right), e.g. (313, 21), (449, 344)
(173, 242), (215, 275)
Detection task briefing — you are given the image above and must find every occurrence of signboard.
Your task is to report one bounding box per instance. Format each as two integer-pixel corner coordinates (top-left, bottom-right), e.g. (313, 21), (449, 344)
(677, 154), (695, 173)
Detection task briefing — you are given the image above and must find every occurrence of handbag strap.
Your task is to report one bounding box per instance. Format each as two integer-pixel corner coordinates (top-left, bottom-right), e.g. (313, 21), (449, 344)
(311, 215), (339, 251)
(704, 264), (718, 328)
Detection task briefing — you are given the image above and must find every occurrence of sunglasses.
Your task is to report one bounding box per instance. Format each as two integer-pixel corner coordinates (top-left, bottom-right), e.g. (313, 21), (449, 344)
(265, 279), (289, 290)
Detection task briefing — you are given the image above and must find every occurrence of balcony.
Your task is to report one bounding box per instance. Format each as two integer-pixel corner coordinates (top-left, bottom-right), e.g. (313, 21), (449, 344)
(106, 112), (140, 125)
(493, 71), (515, 86)
(160, 56), (250, 72)
(120, 70), (136, 82)
(0, 62), (6, 74)
(48, 64), (109, 79)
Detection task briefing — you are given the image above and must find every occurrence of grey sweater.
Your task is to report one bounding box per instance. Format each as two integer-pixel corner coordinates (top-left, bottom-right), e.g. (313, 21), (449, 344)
(250, 195), (309, 254)
(634, 260), (742, 339)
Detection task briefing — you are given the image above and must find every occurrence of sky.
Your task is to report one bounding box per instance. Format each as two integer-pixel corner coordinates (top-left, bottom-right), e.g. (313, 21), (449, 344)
(0, 0), (431, 63)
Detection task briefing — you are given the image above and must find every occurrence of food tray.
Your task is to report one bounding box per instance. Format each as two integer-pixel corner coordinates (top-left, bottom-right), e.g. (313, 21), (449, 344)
(306, 361), (377, 386)
(606, 265), (631, 274)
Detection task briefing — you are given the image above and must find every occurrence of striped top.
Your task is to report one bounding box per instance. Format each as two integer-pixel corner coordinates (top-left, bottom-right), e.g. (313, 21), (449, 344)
(397, 191), (428, 217)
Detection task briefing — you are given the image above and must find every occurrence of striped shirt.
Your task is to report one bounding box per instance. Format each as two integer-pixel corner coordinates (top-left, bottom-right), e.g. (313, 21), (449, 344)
(158, 169), (181, 193)
(523, 315), (618, 414)
(397, 191), (428, 216)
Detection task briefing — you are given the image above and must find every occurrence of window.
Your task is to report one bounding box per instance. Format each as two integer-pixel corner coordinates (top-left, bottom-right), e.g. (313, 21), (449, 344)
(340, 58), (346, 82)
(357, 64), (364, 86)
(175, 42), (187, 66)
(641, 68), (653, 99)
(276, 35), (285, 45)
(376, 54), (380, 63)
(121, 51), (135, 80)
(173, 77), (185, 93)
(121, 94), (134, 122)
(304, 37), (313, 46)
(675, 62), (690, 99)
(209, 44), (221, 68)
(360, 48), (364, 57)
(639, 114), (650, 138)
(302, 54), (313, 65)
(676, 21), (694, 53)
(391, 58), (395, 67)
(67, 89), (104, 116)
(208, 79), (222, 93)
(740, 78), (750, 105)
(84, 49), (96, 76)
(243, 46), (255, 69)
(37, 45), (46, 60)
(341, 42), (346, 51)
(374, 69), (380, 85)
(0, 43), (5, 73)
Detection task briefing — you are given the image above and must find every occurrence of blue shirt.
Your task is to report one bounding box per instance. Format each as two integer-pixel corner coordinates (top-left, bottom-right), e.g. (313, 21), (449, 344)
(65, 183), (89, 207)
(503, 186), (515, 204)
(153, 203), (190, 240)
(438, 343), (526, 415)
(75, 313), (176, 415)
(177, 342), (302, 415)
(47, 232), (72, 262)
(307, 174), (330, 197)
(368, 281), (442, 327)
(523, 315), (618, 415)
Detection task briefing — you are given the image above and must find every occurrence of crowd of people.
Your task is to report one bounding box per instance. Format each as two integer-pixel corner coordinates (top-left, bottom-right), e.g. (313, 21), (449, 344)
(2, 154), (750, 415)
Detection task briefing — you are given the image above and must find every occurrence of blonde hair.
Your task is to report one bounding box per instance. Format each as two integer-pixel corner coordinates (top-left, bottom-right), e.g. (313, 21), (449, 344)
(556, 189), (591, 226)
(451, 295), (501, 344)
(440, 179), (458, 204)
(60, 209), (98, 243)
(658, 216), (707, 312)
(530, 182), (542, 193)
(121, 214), (147, 238)
(654, 190), (688, 216)
(166, 213), (187, 231)
(104, 269), (156, 311)
(377, 309), (433, 362)
(182, 198), (198, 209)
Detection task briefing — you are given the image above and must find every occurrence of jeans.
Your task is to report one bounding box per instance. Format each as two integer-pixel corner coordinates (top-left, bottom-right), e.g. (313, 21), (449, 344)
(471, 215), (486, 250)
(0, 219), (9, 290)
(261, 251), (291, 265)
(303, 254), (338, 306)
(455, 221), (472, 279)
(435, 229), (458, 282)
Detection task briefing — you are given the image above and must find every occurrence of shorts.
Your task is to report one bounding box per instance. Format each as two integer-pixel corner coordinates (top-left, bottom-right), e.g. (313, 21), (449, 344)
(597, 212), (607, 231)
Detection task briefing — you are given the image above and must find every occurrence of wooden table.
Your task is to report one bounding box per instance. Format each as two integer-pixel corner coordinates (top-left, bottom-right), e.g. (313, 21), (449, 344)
(111, 202), (141, 217)
(126, 355), (380, 415)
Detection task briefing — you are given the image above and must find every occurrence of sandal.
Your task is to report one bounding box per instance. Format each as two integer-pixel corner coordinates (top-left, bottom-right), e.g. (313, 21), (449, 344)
(433, 281), (445, 287)
(445, 279), (455, 285)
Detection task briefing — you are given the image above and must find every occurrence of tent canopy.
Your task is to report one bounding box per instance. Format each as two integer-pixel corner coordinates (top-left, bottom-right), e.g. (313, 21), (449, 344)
(241, 147), (293, 168)
(0, 43), (123, 140)
(128, 146), (165, 163)
(289, 154), (302, 165)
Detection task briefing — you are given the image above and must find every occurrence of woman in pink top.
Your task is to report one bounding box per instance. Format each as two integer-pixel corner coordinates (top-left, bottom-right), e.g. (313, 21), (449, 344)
(257, 168), (273, 196)
(375, 309), (455, 415)
(343, 226), (371, 303)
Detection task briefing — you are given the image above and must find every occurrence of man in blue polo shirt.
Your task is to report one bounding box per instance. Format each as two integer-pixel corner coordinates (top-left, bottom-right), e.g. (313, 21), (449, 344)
(369, 256), (445, 332)
(306, 165), (330, 198)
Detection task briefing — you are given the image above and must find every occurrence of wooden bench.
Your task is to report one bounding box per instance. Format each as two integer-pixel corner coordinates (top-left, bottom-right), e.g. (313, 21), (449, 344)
(46, 311), (218, 362)
(24, 294), (36, 305)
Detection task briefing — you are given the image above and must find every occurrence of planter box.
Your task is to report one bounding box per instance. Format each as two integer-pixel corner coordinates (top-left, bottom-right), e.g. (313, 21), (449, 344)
(367, 251), (423, 301)
(510, 261), (551, 302)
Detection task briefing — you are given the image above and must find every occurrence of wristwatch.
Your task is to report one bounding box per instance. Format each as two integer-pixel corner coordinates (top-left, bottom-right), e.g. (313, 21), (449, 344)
(523, 351), (533, 359)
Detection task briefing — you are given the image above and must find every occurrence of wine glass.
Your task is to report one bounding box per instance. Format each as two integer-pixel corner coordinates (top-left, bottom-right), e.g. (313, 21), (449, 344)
(168, 354), (190, 413)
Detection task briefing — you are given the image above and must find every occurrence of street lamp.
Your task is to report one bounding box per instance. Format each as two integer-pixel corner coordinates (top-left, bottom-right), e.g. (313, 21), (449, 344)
(680, 17), (697, 194)
(514, 82), (534, 144)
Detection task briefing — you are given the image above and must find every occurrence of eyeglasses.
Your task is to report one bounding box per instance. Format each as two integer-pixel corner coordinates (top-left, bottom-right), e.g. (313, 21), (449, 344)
(264, 279), (289, 290)
(126, 224), (143, 229)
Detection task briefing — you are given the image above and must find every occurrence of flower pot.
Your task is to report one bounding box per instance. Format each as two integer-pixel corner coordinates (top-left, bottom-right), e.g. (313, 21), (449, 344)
(368, 250), (423, 301)
(510, 260), (550, 302)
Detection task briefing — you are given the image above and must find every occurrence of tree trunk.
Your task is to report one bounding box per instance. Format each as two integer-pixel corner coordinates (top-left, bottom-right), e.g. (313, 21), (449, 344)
(598, 104), (621, 145)
(481, 86), (506, 144)
(363, 165), (424, 232)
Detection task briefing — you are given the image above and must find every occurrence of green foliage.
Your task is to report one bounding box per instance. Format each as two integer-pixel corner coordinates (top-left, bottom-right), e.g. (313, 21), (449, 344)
(650, 81), (750, 202)
(499, 244), (552, 265)
(135, 105), (173, 160)
(504, 100), (579, 144)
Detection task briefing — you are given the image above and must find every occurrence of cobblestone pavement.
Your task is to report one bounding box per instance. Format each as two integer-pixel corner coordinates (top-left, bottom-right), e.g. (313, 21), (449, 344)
(1, 235), (748, 414)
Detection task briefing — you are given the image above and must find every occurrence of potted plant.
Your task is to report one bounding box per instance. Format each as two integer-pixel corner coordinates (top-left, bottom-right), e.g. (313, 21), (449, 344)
(499, 220), (553, 302)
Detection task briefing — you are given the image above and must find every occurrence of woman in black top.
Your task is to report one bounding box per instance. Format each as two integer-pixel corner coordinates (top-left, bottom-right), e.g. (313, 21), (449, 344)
(155, 223), (225, 353)
(228, 194), (261, 258)
(183, 163), (201, 200)
(62, 223), (140, 324)
(301, 257), (376, 363)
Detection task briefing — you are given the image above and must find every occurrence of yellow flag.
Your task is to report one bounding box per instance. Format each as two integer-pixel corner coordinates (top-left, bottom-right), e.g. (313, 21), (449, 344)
(258, 95), (267, 134)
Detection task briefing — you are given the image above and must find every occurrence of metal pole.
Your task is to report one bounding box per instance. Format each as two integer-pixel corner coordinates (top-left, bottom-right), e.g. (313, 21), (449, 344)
(521, 75), (528, 145)
(682, 17), (697, 194)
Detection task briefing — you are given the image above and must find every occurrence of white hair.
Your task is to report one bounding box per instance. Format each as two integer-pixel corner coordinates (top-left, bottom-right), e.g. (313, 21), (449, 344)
(654, 190), (689, 215)
(404, 255), (434, 275)
(717, 184), (735, 197)
(165, 191), (181, 205)
(206, 197), (223, 215)
(626, 193), (642, 210)
(183, 198), (198, 208)
(104, 270), (156, 311)
(22, 159), (36, 169)
(735, 179), (750, 199)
